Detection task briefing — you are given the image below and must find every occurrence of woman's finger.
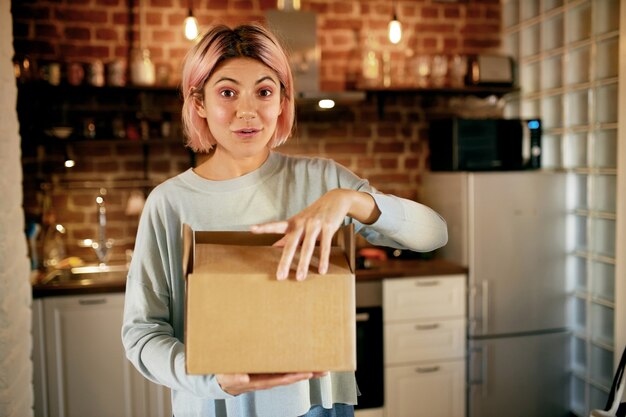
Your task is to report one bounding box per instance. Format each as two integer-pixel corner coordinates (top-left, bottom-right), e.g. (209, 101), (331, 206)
(318, 225), (335, 275)
(276, 227), (302, 280)
(250, 221), (289, 234)
(296, 220), (322, 280)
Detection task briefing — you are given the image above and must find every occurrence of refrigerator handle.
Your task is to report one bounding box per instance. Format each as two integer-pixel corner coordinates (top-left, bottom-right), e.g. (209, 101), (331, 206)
(482, 280), (489, 335)
(482, 345), (489, 398)
(469, 345), (490, 398)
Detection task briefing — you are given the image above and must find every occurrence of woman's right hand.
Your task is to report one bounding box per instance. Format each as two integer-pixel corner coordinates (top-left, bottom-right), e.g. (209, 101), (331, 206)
(216, 372), (327, 396)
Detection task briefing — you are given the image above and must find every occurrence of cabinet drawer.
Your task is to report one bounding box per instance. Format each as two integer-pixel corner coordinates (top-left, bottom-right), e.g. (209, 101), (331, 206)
(383, 275), (465, 321)
(385, 359), (465, 417)
(384, 318), (465, 364)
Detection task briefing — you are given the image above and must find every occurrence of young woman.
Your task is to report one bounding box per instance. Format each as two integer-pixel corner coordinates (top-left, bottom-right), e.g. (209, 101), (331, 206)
(122, 23), (448, 417)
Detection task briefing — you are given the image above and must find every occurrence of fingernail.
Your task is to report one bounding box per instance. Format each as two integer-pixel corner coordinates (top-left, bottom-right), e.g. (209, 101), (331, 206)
(277, 270), (286, 280)
(320, 265), (328, 275)
(296, 271), (304, 281)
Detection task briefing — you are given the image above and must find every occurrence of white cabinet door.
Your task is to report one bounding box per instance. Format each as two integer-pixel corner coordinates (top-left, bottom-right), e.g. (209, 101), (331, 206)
(383, 275), (466, 322)
(42, 294), (171, 417)
(385, 359), (465, 417)
(384, 318), (466, 365)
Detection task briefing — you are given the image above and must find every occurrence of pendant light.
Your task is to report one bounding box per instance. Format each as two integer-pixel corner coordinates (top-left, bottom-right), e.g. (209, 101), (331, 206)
(388, 1), (402, 44)
(184, 0), (199, 40)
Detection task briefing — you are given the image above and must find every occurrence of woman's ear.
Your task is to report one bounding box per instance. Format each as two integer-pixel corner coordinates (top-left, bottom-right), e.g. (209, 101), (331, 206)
(192, 94), (207, 118)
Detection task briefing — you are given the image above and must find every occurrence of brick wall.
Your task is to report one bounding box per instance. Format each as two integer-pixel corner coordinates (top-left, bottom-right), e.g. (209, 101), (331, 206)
(1, 0), (33, 415)
(13, 0), (501, 263)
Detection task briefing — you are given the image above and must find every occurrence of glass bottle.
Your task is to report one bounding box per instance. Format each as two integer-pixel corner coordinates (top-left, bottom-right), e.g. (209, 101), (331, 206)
(361, 35), (381, 87)
(130, 48), (155, 86)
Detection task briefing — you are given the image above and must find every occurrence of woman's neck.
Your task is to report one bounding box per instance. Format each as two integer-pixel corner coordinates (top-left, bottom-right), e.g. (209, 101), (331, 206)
(193, 147), (271, 180)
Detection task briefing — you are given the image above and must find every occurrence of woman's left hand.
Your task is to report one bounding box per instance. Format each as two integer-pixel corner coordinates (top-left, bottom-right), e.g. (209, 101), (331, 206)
(251, 189), (380, 281)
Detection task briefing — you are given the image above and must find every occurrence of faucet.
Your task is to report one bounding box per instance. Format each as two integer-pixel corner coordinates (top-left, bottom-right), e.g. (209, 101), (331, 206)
(86, 188), (114, 265)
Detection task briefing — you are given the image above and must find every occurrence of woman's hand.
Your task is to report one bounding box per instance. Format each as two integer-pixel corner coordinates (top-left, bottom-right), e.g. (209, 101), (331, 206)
(216, 372), (327, 396)
(251, 189), (381, 281)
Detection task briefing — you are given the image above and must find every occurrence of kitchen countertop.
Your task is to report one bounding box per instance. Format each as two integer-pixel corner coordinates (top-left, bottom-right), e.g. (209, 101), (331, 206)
(32, 258), (467, 298)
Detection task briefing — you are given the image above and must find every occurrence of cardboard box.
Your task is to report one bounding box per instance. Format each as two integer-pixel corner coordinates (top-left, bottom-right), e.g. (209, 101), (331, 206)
(182, 224), (356, 375)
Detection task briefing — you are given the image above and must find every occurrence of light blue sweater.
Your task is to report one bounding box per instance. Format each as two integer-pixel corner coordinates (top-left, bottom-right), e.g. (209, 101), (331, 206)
(121, 152), (448, 417)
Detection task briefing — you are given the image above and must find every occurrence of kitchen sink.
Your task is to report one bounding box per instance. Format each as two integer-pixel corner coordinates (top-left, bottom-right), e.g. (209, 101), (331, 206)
(40, 263), (129, 286)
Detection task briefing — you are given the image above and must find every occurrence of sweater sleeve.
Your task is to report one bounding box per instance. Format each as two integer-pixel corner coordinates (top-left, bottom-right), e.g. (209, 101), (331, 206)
(121, 191), (234, 400)
(329, 160), (448, 252)
(359, 191), (448, 251)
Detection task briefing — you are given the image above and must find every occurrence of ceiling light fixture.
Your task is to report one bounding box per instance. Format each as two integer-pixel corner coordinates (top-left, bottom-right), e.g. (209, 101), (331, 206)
(184, 0), (199, 41)
(388, 1), (402, 44)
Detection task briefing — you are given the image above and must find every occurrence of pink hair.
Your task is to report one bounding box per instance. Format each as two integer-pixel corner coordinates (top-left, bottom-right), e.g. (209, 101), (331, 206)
(181, 23), (295, 153)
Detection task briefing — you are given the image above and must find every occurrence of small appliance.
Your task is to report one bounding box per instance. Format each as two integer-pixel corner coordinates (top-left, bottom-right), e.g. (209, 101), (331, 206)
(428, 118), (542, 171)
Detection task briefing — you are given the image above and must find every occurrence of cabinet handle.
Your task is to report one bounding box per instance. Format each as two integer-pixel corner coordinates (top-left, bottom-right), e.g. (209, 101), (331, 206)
(415, 323), (440, 330)
(355, 312), (370, 322)
(415, 365), (440, 373)
(79, 298), (107, 305)
(415, 280), (439, 287)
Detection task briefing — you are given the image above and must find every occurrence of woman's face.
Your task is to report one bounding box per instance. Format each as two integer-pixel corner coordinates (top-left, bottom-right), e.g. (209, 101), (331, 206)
(195, 57), (283, 160)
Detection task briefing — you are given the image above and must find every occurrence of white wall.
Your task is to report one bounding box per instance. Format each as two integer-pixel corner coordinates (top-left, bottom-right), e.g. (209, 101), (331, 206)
(0, 0), (34, 415)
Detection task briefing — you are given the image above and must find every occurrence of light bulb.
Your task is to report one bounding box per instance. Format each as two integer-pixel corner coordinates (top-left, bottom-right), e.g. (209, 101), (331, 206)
(318, 99), (335, 109)
(388, 17), (402, 44)
(184, 15), (199, 40)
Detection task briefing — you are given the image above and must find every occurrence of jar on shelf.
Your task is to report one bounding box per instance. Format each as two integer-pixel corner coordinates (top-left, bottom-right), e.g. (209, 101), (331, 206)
(130, 48), (155, 86)
(361, 35), (381, 87)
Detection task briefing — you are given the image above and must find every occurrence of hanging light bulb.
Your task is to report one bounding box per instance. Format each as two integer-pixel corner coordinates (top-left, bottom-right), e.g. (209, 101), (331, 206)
(184, 0), (199, 41)
(388, 13), (402, 44)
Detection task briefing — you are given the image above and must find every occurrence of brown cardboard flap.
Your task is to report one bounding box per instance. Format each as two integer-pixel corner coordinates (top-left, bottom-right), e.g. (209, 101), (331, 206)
(193, 245), (351, 277)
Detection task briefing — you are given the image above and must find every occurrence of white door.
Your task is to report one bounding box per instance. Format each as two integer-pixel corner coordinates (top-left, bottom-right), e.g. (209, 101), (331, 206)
(43, 294), (171, 417)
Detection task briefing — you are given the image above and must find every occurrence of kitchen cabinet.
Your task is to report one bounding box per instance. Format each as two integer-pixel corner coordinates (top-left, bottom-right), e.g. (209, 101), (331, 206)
(383, 274), (466, 417)
(34, 293), (171, 417)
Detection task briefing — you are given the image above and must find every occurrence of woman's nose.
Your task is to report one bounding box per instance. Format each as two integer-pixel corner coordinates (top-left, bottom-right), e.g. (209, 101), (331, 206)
(237, 110), (256, 120)
(236, 95), (257, 120)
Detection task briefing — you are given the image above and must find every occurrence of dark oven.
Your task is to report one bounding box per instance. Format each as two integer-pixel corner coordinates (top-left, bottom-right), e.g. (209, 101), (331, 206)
(354, 281), (384, 410)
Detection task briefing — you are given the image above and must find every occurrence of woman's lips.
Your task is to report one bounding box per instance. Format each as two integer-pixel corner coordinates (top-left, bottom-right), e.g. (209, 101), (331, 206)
(233, 127), (261, 138)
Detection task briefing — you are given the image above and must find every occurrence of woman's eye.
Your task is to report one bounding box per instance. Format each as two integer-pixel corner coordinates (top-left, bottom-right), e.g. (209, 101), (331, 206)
(220, 89), (235, 98)
(259, 89), (273, 98)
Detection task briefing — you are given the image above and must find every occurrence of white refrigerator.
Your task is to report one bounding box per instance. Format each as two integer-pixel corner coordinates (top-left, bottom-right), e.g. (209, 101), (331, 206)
(422, 172), (570, 417)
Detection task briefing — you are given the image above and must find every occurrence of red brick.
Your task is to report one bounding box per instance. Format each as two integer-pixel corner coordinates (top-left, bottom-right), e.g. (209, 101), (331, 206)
(421, 6), (439, 19)
(113, 12), (128, 25)
(149, 160), (172, 172)
(333, 2), (354, 14)
(95, 28), (117, 41)
(55, 8), (108, 24)
(444, 7), (461, 19)
(358, 158), (375, 169)
(324, 142), (367, 154)
(374, 141), (405, 153)
(233, 0), (254, 10)
(97, 0), (121, 5)
(462, 23), (500, 34)
(150, 0), (173, 7)
(152, 30), (175, 43)
(64, 26), (91, 41)
(322, 18), (362, 30)
(146, 12), (163, 25)
(379, 157), (398, 169)
(35, 23), (59, 38)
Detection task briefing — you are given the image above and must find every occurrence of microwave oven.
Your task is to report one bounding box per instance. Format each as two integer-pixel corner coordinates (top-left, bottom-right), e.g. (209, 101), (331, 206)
(428, 118), (542, 171)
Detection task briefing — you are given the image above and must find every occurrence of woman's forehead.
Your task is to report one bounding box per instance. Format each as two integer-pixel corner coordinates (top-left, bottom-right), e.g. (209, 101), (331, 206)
(208, 57), (279, 85)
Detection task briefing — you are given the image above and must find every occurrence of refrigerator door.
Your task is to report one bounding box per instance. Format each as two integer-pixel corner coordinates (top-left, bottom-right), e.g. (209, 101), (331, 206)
(468, 172), (568, 336)
(468, 331), (570, 417)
